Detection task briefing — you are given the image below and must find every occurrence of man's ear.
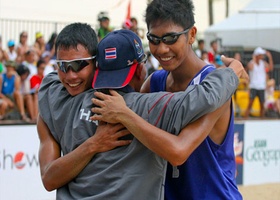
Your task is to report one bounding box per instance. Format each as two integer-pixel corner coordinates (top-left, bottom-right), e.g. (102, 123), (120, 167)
(188, 26), (197, 45)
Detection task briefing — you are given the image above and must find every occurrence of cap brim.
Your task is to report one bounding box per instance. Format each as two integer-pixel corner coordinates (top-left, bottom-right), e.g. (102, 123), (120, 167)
(92, 63), (137, 89)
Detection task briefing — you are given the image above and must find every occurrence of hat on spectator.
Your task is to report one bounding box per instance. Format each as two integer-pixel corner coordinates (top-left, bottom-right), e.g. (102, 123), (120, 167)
(253, 47), (266, 56)
(5, 60), (17, 68)
(36, 32), (43, 39)
(7, 40), (15, 47)
(92, 29), (146, 89)
(215, 55), (224, 66)
(42, 51), (51, 58)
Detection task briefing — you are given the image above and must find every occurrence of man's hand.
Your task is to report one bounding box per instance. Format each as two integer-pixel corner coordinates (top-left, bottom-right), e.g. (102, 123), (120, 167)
(221, 55), (249, 82)
(91, 90), (129, 124)
(88, 122), (132, 153)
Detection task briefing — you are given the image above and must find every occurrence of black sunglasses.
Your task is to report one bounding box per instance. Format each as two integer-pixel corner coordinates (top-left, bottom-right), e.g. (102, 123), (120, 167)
(56, 56), (96, 73)
(146, 27), (192, 45)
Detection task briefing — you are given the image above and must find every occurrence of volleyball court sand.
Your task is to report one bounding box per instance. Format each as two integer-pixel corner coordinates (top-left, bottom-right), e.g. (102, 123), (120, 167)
(238, 183), (280, 200)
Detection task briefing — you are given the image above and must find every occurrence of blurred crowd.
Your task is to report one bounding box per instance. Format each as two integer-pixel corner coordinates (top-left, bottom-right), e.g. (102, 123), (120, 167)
(194, 39), (280, 119)
(0, 31), (58, 122)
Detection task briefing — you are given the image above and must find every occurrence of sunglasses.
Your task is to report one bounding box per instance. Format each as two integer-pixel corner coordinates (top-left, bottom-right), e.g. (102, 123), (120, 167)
(146, 27), (191, 45)
(56, 56), (96, 73)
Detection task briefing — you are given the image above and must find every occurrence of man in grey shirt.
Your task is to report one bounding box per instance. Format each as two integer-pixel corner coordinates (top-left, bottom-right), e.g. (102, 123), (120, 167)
(38, 25), (247, 199)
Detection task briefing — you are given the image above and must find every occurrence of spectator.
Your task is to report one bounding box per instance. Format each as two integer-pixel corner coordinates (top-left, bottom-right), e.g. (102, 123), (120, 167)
(130, 17), (145, 39)
(214, 54), (225, 68)
(144, 52), (157, 77)
(0, 36), (9, 73)
(97, 12), (113, 42)
(264, 78), (280, 117)
(195, 39), (205, 58)
(16, 63), (36, 122)
(208, 39), (219, 63)
(0, 60), (29, 121)
(22, 49), (37, 76)
(33, 31), (46, 61)
(16, 31), (29, 63)
(41, 51), (56, 75)
(29, 59), (45, 122)
(244, 47), (274, 118)
(30, 59), (45, 93)
(0, 95), (9, 120)
(45, 32), (57, 60)
(7, 40), (17, 61)
(201, 50), (210, 64)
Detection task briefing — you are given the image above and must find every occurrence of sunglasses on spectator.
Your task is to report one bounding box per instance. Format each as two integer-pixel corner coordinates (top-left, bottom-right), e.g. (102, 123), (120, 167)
(146, 26), (192, 45)
(56, 56), (96, 73)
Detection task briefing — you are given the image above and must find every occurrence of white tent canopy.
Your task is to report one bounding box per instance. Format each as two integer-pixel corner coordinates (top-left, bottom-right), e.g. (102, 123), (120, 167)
(204, 0), (280, 52)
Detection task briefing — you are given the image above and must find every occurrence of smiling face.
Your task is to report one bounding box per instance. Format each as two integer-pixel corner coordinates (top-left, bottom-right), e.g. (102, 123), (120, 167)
(57, 44), (95, 96)
(148, 20), (194, 72)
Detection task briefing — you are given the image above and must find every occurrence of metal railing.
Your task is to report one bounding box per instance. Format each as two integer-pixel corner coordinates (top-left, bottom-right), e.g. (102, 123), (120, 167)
(0, 18), (95, 49)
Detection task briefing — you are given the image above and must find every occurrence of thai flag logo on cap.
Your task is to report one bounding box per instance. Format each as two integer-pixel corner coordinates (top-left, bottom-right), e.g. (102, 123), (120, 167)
(105, 48), (117, 59)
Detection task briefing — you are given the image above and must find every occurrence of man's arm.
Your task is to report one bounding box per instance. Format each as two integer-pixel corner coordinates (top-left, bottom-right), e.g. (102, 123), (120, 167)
(91, 90), (229, 166)
(265, 50), (274, 72)
(37, 115), (131, 191)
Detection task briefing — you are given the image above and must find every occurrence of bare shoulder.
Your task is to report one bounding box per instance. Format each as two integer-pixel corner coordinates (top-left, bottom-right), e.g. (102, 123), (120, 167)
(140, 74), (152, 93)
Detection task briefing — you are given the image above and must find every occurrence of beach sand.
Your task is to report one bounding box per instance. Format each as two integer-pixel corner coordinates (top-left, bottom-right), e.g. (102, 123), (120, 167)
(238, 183), (280, 200)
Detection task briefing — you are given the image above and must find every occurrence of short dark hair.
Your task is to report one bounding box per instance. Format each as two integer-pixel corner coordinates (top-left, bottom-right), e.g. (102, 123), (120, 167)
(55, 23), (98, 57)
(16, 64), (30, 76)
(198, 39), (205, 45)
(145, 0), (195, 30)
(210, 40), (217, 46)
(37, 59), (46, 68)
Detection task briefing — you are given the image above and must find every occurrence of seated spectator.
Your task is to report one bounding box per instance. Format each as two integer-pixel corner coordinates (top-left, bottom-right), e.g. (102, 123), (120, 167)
(0, 95), (9, 120)
(265, 78), (280, 117)
(33, 32), (46, 61)
(29, 59), (46, 121)
(195, 39), (205, 59)
(22, 49), (37, 76)
(0, 36), (9, 72)
(208, 39), (218, 63)
(41, 51), (56, 75)
(16, 31), (29, 63)
(7, 40), (17, 61)
(16, 64), (36, 122)
(214, 54), (225, 68)
(201, 50), (210, 64)
(0, 60), (29, 121)
(45, 32), (57, 60)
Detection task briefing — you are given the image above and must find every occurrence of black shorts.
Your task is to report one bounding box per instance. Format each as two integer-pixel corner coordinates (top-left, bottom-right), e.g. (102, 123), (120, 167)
(249, 89), (265, 103)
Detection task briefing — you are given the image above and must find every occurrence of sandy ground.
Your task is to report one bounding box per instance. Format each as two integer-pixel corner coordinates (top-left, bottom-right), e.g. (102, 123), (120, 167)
(238, 183), (280, 200)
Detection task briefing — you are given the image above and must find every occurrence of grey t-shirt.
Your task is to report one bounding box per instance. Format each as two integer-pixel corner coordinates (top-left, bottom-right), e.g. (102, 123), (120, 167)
(38, 68), (238, 200)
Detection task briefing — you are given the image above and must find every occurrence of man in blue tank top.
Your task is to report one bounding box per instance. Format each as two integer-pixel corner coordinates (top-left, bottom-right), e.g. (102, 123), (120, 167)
(143, 0), (242, 199)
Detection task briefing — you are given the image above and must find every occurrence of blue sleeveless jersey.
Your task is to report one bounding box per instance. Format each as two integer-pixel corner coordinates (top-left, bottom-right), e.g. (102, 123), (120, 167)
(150, 65), (242, 200)
(1, 73), (16, 95)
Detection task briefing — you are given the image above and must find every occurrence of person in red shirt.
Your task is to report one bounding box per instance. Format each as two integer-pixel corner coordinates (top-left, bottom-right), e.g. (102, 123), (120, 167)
(30, 59), (45, 92)
(30, 59), (46, 122)
(208, 39), (218, 63)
